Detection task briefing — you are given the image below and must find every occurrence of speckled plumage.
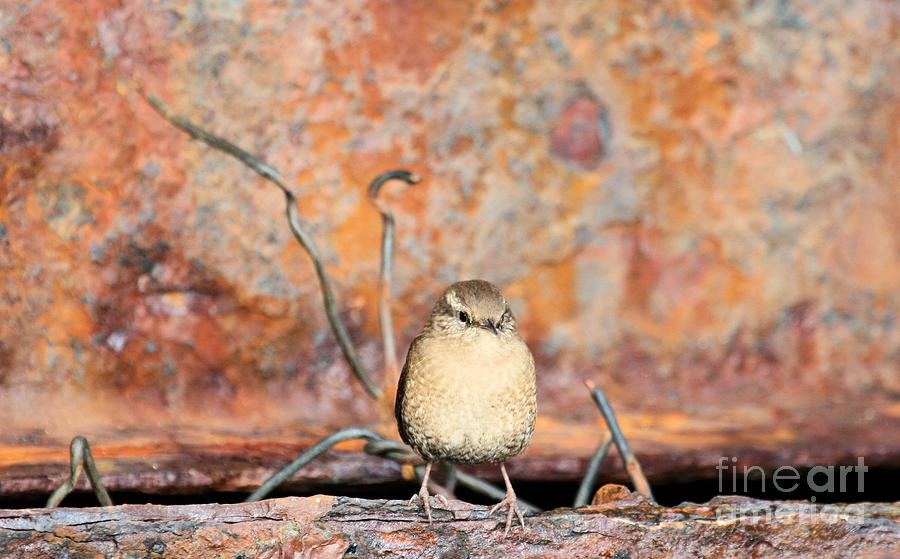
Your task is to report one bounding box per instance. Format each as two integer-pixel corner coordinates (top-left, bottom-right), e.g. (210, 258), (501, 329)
(395, 280), (537, 465)
(395, 280), (537, 537)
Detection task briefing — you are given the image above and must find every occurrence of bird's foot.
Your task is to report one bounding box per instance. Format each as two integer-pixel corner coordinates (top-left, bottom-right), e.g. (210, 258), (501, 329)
(408, 487), (449, 523)
(489, 489), (526, 538)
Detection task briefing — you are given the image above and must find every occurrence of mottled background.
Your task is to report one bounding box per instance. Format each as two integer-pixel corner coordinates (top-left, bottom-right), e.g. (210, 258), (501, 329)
(1, 0), (899, 500)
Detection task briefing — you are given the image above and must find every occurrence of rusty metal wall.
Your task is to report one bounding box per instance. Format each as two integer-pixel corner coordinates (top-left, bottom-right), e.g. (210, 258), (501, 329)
(2, 0), (899, 490)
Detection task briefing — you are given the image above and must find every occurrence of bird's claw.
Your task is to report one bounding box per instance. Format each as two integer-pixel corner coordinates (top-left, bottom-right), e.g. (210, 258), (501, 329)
(408, 488), (449, 523)
(489, 493), (526, 539)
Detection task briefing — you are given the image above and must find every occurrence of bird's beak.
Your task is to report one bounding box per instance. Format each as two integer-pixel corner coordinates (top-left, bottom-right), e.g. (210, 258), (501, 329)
(480, 319), (499, 335)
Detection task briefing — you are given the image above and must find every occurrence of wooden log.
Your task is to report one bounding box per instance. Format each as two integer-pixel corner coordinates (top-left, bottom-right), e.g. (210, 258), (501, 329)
(1, 487), (897, 558)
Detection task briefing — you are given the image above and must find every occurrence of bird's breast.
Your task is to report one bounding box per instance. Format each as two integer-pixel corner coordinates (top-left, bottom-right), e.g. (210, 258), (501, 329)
(398, 331), (537, 464)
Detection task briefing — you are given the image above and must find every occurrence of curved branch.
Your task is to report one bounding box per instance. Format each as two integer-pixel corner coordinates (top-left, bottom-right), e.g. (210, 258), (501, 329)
(366, 170), (421, 389)
(143, 92), (381, 399)
(245, 428), (385, 502)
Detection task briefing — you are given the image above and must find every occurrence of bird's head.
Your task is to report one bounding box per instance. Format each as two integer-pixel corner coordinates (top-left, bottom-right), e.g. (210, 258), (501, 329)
(427, 279), (518, 336)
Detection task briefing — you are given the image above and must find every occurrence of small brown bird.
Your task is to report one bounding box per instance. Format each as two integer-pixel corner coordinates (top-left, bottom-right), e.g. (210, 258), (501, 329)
(395, 279), (537, 537)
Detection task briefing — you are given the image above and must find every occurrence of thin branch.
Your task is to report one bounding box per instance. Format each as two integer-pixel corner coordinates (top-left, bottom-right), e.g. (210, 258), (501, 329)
(573, 432), (613, 507)
(46, 436), (113, 508)
(143, 92), (381, 399)
(245, 428), (385, 502)
(366, 170), (421, 392)
(584, 380), (655, 502)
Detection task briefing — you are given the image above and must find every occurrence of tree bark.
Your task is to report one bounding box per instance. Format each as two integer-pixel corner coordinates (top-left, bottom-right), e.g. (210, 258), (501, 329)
(1, 488), (897, 558)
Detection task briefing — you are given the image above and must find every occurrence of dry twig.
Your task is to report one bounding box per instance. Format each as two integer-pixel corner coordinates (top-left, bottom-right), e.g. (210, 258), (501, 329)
(143, 92), (382, 399)
(584, 379), (655, 501)
(366, 170), (421, 391)
(573, 432), (613, 507)
(46, 436), (113, 508)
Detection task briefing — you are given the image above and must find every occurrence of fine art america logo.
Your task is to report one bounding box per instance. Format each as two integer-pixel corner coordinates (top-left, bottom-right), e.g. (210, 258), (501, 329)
(716, 456), (868, 499)
(714, 457), (870, 524)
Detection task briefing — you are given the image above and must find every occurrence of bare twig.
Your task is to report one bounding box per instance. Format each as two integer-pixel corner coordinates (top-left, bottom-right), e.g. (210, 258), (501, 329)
(143, 92), (381, 399)
(366, 170), (421, 393)
(245, 428), (385, 502)
(584, 380), (655, 502)
(573, 432), (613, 507)
(46, 436), (113, 508)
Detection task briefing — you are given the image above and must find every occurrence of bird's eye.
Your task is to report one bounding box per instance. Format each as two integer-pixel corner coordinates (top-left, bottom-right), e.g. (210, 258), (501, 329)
(458, 311), (470, 324)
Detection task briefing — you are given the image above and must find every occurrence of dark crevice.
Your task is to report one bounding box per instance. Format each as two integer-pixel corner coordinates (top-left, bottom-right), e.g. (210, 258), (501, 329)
(2, 467), (897, 511)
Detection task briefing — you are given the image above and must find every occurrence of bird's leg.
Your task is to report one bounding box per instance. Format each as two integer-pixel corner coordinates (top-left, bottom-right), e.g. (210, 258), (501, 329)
(488, 463), (525, 538)
(409, 462), (438, 522)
